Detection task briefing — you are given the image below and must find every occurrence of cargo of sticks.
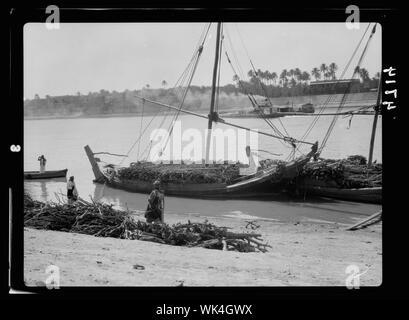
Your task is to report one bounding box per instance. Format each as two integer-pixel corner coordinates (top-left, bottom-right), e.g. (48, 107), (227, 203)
(299, 155), (382, 188)
(113, 159), (283, 184)
(24, 194), (270, 253)
(115, 162), (241, 184)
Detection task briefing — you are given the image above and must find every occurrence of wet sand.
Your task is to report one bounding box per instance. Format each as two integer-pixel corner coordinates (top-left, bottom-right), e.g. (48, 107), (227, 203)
(24, 212), (382, 287)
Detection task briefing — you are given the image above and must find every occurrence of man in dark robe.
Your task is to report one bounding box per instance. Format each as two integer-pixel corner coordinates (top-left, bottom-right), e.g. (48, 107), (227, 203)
(145, 179), (164, 223)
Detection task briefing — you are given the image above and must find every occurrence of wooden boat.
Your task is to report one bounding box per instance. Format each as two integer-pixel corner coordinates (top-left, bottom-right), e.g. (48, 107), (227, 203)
(221, 110), (285, 119)
(84, 23), (320, 199)
(85, 144), (317, 198)
(291, 25), (382, 204)
(298, 182), (381, 204)
(24, 169), (68, 180)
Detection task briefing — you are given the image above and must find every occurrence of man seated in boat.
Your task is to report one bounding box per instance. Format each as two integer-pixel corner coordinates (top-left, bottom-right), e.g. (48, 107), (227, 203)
(145, 179), (164, 224)
(38, 155), (47, 173)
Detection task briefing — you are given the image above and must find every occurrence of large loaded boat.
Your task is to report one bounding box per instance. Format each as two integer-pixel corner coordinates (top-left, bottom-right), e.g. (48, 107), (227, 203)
(85, 22), (319, 198)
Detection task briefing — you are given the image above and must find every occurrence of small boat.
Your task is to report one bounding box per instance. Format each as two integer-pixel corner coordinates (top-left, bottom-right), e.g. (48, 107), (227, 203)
(24, 169), (68, 180)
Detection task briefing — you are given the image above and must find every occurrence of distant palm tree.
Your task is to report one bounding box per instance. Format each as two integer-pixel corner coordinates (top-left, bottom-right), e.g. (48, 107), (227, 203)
(255, 69), (264, 84)
(247, 70), (254, 79)
(271, 72), (278, 85)
(311, 68), (321, 81)
(161, 80), (168, 88)
(263, 70), (270, 86)
(280, 69), (288, 87)
(358, 68), (370, 83)
(232, 74), (240, 82)
(294, 68), (302, 84)
(302, 71), (310, 84)
(329, 63), (338, 80)
(320, 63), (328, 80)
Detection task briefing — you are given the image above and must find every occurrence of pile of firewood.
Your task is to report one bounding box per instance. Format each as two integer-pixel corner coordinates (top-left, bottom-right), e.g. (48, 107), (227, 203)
(259, 159), (286, 170)
(300, 155), (382, 188)
(24, 194), (270, 253)
(116, 162), (242, 184)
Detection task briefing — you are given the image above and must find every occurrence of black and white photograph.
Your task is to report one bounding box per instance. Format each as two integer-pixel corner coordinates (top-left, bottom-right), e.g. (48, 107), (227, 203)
(7, 4), (401, 300)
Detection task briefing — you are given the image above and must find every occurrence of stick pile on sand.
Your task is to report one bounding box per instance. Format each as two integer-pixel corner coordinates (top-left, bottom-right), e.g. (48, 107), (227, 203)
(24, 193), (271, 253)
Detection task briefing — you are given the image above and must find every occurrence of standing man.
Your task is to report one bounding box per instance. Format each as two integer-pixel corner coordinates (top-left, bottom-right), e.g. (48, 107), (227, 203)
(145, 179), (164, 223)
(67, 176), (79, 204)
(38, 155), (47, 173)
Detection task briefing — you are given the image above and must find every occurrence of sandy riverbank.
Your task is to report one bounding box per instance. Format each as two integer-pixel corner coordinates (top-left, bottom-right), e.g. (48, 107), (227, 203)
(24, 213), (382, 287)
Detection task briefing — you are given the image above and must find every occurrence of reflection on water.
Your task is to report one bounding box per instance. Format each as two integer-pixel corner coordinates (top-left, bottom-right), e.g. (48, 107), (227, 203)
(25, 177), (67, 203)
(93, 183), (149, 212)
(39, 181), (47, 202)
(93, 183), (105, 202)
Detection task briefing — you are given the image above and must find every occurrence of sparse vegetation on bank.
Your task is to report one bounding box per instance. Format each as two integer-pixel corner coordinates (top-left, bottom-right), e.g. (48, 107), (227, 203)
(25, 66), (379, 118)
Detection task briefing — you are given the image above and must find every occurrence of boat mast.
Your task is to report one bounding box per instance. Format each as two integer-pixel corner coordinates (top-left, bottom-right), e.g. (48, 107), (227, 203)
(368, 74), (381, 166)
(205, 22), (222, 164)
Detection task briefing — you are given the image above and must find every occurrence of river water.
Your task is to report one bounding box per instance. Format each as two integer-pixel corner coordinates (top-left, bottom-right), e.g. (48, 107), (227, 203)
(24, 113), (382, 225)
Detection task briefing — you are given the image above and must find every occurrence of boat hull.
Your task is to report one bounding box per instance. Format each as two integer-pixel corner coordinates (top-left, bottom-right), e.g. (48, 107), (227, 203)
(24, 169), (68, 180)
(299, 185), (382, 204)
(85, 145), (315, 198)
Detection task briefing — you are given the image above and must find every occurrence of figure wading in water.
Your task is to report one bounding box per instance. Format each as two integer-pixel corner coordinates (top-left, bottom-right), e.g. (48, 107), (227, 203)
(67, 176), (79, 204)
(145, 179), (164, 223)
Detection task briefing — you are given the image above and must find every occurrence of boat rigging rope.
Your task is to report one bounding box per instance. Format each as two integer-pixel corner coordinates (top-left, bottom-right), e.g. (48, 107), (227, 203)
(294, 23), (372, 157)
(224, 25), (246, 80)
(224, 36), (295, 155)
(137, 98), (145, 160)
(117, 25), (212, 166)
(231, 24), (295, 150)
(224, 50), (288, 144)
(318, 23), (377, 156)
(159, 24), (212, 155)
(295, 24), (371, 154)
(215, 24), (224, 114)
(224, 48), (296, 156)
(118, 109), (163, 165)
(249, 61), (292, 140)
(130, 23), (211, 161)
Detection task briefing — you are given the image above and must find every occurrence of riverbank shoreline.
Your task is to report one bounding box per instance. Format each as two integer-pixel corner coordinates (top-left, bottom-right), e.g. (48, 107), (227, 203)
(24, 104), (374, 121)
(23, 111), (190, 121)
(24, 212), (382, 287)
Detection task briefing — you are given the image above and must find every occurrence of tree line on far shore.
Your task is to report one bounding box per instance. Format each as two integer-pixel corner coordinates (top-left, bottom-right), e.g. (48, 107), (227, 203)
(25, 64), (380, 117)
(236, 64), (379, 97)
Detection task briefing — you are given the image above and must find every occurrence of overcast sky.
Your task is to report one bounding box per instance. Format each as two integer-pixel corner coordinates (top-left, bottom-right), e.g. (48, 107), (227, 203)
(24, 22), (381, 99)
